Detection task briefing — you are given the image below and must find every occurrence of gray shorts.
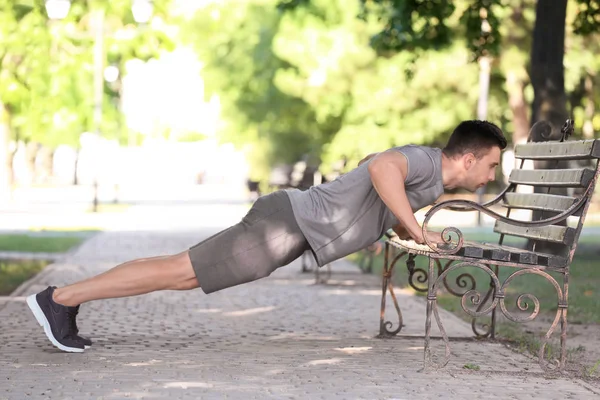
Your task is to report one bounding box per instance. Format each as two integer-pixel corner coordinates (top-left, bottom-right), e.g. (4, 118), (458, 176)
(189, 190), (310, 294)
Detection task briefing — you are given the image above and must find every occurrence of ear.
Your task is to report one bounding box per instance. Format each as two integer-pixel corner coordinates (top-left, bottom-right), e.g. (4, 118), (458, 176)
(463, 153), (476, 170)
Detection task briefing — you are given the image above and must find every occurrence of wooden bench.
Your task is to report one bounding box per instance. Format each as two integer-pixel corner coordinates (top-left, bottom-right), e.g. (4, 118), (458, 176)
(378, 120), (600, 372)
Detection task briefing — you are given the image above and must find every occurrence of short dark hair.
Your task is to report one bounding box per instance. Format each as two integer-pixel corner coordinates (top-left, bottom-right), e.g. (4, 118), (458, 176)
(442, 120), (507, 159)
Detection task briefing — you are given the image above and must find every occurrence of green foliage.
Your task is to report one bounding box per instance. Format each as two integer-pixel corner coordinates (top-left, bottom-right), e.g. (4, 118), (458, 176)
(6, 0), (598, 186)
(180, 0), (509, 180)
(0, 259), (48, 296)
(364, 0), (457, 54)
(0, 0), (175, 149)
(279, 1), (504, 60)
(460, 0), (503, 60)
(572, 0), (600, 35)
(178, 0), (342, 179)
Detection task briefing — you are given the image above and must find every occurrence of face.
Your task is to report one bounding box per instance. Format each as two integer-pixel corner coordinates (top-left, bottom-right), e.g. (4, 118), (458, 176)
(462, 146), (501, 192)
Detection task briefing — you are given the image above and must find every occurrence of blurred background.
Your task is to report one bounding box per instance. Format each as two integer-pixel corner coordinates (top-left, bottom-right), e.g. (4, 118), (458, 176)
(0, 0), (599, 208)
(2, 1), (600, 372)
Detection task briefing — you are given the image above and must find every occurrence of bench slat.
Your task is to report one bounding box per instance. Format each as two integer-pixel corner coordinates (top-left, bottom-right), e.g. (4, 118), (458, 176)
(388, 239), (568, 268)
(509, 168), (594, 188)
(515, 140), (600, 160)
(493, 221), (576, 246)
(501, 192), (581, 216)
(455, 241), (568, 268)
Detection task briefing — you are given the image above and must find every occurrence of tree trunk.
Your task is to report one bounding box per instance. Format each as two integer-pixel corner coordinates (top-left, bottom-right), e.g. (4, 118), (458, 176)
(530, 0), (568, 131)
(73, 149), (79, 185)
(528, 0), (569, 255)
(25, 141), (38, 186)
(0, 102), (12, 203)
(507, 72), (530, 146)
(582, 74), (595, 139)
(7, 145), (16, 190)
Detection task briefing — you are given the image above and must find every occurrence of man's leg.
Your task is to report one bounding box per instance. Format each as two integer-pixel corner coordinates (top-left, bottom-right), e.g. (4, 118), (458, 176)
(28, 190), (309, 352)
(26, 251), (199, 352)
(52, 251), (198, 307)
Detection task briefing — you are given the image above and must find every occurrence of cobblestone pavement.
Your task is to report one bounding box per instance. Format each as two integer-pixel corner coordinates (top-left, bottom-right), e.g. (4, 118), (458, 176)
(1, 207), (599, 399)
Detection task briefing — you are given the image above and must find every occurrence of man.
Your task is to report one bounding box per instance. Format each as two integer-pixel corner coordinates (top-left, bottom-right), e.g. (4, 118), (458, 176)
(27, 120), (506, 353)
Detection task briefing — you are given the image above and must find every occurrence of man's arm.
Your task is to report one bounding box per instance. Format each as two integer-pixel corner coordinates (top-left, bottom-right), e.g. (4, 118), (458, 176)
(368, 150), (425, 242)
(391, 223), (411, 240)
(358, 152), (379, 167)
(368, 150), (443, 245)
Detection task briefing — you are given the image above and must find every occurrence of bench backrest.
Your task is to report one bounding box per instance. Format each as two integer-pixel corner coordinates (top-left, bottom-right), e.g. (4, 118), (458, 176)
(496, 138), (600, 260)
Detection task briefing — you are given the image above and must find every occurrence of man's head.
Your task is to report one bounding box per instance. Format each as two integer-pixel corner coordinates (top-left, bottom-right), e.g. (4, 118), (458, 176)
(442, 120), (507, 192)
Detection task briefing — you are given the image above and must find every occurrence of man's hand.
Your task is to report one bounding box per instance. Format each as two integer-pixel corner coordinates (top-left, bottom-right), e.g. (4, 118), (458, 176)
(413, 230), (445, 246)
(393, 224), (445, 247)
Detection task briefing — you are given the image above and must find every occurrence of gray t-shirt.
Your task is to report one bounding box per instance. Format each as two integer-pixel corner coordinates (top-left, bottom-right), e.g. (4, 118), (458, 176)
(286, 145), (444, 266)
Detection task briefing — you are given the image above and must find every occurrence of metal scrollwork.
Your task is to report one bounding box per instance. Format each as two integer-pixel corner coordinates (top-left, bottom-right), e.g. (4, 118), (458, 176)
(422, 225), (465, 255)
(425, 261), (501, 369)
(498, 269), (559, 323)
(379, 249), (408, 336)
(425, 262), (567, 372)
(471, 317), (492, 338)
(441, 261), (475, 297)
(405, 254), (430, 293)
(497, 269), (565, 372)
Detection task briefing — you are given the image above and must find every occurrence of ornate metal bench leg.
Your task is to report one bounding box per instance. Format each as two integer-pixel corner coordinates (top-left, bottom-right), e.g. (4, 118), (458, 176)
(490, 264), (499, 339)
(560, 304), (568, 371)
(558, 271), (569, 372)
(378, 243), (404, 337)
(424, 278), (434, 369)
(553, 272), (569, 372)
(495, 268), (565, 373)
(423, 257), (451, 370)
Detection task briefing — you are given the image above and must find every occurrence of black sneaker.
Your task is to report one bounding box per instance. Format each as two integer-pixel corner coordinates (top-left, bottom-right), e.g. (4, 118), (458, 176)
(71, 305), (93, 349)
(26, 286), (86, 353)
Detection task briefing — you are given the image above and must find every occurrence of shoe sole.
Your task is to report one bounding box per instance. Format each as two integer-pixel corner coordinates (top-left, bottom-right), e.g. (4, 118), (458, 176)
(26, 294), (85, 353)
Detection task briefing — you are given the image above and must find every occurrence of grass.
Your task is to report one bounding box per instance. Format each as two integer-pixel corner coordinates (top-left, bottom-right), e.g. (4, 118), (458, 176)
(0, 231), (93, 296)
(0, 259), (49, 296)
(463, 363), (481, 371)
(589, 360), (600, 376)
(0, 234), (89, 253)
(494, 322), (586, 365)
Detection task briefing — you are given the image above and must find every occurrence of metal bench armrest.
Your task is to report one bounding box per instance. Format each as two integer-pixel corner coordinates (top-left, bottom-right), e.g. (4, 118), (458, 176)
(440, 184), (514, 212)
(421, 186), (591, 255)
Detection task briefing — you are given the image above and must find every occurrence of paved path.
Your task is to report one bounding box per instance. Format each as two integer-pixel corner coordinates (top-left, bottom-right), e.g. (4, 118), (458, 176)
(1, 206), (599, 398)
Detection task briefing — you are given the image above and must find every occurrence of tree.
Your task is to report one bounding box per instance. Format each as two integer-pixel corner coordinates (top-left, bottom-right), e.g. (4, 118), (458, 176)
(178, 0), (345, 181)
(530, 0), (569, 132)
(176, 0), (600, 186)
(179, 0), (505, 181)
(0, 0), (175, 191)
